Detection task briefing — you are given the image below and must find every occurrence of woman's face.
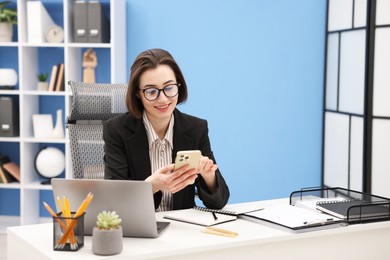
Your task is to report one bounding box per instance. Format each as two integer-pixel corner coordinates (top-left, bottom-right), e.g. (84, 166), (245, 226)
(138, 65), (178, 123)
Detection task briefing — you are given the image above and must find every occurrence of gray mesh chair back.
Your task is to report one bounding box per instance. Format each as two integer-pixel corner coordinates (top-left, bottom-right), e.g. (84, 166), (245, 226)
(67, 81), (128, 179)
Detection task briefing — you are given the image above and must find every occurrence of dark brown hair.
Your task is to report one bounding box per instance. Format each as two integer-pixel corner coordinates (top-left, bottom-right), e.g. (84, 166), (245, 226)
(126, 48), (188, 118)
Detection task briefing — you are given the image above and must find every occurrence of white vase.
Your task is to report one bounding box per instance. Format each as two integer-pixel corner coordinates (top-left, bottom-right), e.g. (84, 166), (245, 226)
(37, 82), (49, 91)
(0, 22), (13, 42)
(51, 109), (65, 139)
(0, 68), (18, 87)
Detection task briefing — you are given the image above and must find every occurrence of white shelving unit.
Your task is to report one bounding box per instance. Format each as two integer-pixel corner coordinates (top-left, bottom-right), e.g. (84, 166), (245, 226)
(0, 0), (126, 229)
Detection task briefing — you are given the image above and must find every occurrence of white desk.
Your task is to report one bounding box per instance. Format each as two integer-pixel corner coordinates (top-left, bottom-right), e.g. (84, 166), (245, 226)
(7, 199), (390, 260)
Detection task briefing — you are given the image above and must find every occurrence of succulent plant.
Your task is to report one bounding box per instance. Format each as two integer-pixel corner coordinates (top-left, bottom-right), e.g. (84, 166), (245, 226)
(96, 211), (122, 230)
(0, 1), (17, 24)
(37, 73), (48, 82)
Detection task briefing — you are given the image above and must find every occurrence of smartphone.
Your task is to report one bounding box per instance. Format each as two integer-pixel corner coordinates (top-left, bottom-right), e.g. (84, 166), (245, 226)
(174, 150), (202, 171)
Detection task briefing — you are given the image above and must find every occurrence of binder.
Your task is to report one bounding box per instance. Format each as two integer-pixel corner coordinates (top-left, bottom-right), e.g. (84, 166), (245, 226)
(87, 1), (110, 43)
(73, 1), (88, 43)
(0, 97), (18, 137)
(290, 186), (390, 224)
(27, 1), (56, 43)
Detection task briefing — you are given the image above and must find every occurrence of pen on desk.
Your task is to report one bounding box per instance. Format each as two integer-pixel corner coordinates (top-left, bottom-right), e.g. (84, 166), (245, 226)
(202, 227), (239, 238)
(303, 218), (335, 226)
(212, 212), (218, 221)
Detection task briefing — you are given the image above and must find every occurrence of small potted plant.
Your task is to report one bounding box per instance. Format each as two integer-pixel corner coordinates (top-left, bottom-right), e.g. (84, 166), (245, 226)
(37, 72), (48, 91)
(0, 1), (17, 42)
(92, 210), (123, 256)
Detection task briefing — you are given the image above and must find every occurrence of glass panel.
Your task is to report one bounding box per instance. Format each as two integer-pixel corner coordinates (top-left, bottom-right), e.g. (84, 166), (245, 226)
(324, 112), (350, 188)
(373, 28), (390, 117)
(350, 116), (363, 191)
(339, 29), (366, 115)
(376, 0), (390, 25)
(328, 0), (353, 31)
(354, 0), (367, 27)
(326, 33), (339, 110)
(372, 119), (390, 198)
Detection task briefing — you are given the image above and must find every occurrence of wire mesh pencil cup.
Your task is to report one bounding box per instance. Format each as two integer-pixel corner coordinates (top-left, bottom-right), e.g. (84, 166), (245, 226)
(53, 212), (85, 251)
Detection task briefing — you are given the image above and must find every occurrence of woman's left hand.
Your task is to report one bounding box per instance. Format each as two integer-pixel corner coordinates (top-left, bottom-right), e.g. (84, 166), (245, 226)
(197, 156), (218, 192)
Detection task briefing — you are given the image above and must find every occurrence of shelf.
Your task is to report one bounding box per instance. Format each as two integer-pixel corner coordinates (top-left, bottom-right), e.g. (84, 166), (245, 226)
(22, 90), (66, 96)
(0, 0), (126, 226)
(67, 42), (112, 48)
(23, 181), (53, 190)
(0, 183), (20, 189)
(0, 137), (20, 142)
(20, 42), (65, 48)
(0, 90), (20, 95)
(22, 137), (66, 144)
(0, 42), (18, 47)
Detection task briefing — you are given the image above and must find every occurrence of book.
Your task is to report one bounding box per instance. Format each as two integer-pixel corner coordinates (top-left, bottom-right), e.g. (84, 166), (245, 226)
(241, 204), (345, 233)
(0, 166), (8, 183)
(2, 162), (20, 182)
(0, 156), (17, 183)
(194, 204), (264, 216)
(316, 199), (390, 220)
(163, 208), (237, 227)
(54, 63), (64, 92)
(48, 65), (58, 92)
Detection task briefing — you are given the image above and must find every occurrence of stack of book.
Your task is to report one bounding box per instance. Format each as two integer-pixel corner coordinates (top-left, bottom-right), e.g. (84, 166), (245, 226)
(48, 63), (65, 92)
(0, 155), (20, 183)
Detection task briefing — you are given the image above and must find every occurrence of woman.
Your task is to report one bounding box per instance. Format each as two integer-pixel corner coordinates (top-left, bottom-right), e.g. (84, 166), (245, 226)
(103, 48), (229, 211)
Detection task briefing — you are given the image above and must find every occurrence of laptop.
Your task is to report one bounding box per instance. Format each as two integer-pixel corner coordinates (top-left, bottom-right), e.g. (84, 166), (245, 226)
(51, 178), (170, 238)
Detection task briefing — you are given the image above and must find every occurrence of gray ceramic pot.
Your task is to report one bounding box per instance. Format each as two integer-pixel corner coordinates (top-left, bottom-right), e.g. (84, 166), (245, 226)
(92, 226), (123, 256)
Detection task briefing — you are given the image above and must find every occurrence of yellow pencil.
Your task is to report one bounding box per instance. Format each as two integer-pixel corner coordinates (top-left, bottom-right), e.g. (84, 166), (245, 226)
(58, 193), (94, 245)
(43, 202), (67, 230)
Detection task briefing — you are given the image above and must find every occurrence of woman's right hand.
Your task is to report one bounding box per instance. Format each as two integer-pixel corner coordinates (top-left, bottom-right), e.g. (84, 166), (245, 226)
(145, 164), (198, 194)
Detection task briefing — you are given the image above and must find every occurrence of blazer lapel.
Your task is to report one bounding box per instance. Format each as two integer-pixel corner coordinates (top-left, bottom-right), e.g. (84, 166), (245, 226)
(172, 109), (196, 209)
(123, 115), (151, 181)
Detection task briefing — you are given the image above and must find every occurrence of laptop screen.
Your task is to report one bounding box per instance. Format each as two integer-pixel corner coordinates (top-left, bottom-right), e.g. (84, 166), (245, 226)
(51, 178), (169, 237)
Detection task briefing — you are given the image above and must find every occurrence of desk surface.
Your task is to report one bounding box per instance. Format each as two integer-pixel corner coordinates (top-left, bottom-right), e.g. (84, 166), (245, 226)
(8, 199), (390, 260)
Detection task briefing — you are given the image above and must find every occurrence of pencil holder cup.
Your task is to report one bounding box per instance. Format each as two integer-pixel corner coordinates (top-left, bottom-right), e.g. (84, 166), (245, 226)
(53, 212), (85, 251)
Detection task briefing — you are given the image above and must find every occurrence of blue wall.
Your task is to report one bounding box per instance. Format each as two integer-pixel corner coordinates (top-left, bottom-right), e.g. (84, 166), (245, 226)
(126, 0), (327, 202)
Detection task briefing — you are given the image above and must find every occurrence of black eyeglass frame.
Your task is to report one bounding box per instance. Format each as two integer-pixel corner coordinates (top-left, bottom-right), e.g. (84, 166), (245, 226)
(139, 83), (181, 101)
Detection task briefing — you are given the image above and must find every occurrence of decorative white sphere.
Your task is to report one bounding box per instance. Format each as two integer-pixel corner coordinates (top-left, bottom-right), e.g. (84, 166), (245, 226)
(35, 147), (65, 178)
(0, 68), (18, 87)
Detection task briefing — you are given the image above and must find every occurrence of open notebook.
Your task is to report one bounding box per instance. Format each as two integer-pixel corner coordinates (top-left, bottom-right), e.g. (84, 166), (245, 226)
(164, 208), (237, 226)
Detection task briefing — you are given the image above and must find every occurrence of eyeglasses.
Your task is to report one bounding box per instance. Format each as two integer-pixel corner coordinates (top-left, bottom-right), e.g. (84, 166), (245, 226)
(139, 83), (180, 101)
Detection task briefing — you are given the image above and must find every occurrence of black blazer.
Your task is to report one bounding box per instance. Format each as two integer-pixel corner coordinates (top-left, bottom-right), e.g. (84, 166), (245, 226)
(103, 109), (230, 210)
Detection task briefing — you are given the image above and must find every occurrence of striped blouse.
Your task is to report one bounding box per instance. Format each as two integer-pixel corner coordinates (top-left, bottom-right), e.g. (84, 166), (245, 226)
(143, 112), (174, 211)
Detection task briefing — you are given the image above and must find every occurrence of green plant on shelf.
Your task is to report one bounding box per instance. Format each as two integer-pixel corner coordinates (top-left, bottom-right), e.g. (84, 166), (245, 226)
(0, 1), (17, 24)
(37, 73), (48, 82)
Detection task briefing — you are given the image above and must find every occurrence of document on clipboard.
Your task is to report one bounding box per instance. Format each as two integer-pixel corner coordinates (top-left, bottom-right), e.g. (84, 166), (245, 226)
(240, 204), (346, 233)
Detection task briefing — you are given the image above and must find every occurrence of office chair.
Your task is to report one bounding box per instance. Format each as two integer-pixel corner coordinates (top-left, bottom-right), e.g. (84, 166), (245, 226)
(66, 81), (127, 179)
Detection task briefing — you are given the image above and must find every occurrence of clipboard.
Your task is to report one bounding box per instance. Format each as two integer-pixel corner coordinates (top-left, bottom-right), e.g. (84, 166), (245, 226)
(240, 204), (345, 233)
